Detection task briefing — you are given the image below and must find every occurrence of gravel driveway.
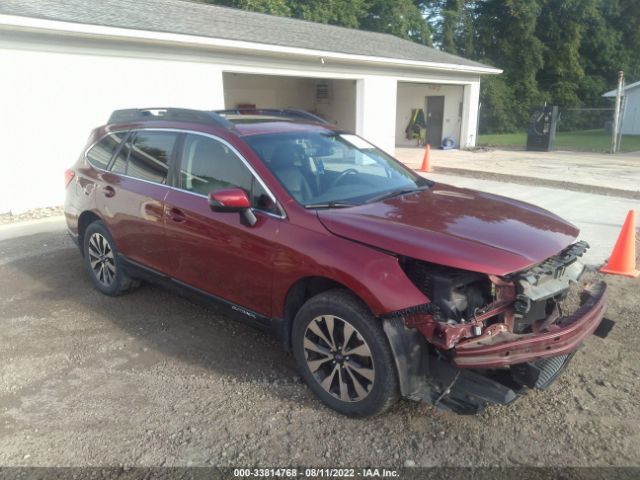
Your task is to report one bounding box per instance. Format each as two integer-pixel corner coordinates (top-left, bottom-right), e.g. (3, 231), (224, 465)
(0, 228), (638, 468)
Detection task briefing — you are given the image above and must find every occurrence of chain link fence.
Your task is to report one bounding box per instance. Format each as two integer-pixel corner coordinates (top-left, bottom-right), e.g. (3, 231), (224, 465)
(479, 103), (640, 153)
(557, 108), (614, 133)
(555, 105), (640, 153)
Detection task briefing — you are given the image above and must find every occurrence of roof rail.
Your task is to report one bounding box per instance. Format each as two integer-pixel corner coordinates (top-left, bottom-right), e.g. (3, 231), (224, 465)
(107, 108), (234, 129)
(215, 108), (330, 124)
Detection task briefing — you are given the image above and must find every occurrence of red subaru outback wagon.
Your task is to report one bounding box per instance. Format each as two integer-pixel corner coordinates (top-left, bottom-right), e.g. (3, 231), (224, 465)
(64, 108), (608, 417)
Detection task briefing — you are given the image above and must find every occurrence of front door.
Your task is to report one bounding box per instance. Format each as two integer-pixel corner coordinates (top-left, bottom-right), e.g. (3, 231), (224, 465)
(425, 95), (445, 147)
(163, 132), (281, 318)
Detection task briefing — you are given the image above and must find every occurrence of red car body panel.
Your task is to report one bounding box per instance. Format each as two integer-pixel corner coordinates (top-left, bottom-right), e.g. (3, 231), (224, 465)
(97, 172), (170, 274)
(267, 220), (429, 318)
(317, 184), (579, 276)
(163, 189), (279, 314)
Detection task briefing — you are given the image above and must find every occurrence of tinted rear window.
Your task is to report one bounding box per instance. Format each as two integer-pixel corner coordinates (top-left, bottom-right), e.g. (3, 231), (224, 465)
(86, 133), (127, 170)
(127, 131), (179, 184)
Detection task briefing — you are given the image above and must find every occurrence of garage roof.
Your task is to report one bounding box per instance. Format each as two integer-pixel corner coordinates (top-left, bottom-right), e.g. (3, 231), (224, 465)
(602, 80), (640, 97)
(0, 0), (499, 73)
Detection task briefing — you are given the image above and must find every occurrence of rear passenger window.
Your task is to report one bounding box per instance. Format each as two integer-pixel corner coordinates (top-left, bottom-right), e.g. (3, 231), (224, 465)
(127, 131), (178, 184)
(86, 133), (126, 170)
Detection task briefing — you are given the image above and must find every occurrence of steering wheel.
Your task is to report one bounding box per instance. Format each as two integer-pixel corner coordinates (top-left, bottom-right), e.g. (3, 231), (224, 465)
(329, 168), (359, 189)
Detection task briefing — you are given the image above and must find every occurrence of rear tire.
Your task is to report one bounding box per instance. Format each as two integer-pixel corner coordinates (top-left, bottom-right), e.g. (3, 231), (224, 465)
(292, 289), (399, 417)
(82, 221), (137, 296)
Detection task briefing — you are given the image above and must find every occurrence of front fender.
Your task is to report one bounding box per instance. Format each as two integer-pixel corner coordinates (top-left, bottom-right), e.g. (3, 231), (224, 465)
(270, 222), (428, 319)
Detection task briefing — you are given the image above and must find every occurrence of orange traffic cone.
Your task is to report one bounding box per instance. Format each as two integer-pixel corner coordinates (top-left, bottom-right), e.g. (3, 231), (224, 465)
(599, 209), (639, 278)
(420, 143), (431, 172)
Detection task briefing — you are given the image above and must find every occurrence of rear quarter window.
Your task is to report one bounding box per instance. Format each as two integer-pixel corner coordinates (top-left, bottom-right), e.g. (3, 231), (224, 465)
(86, 133), (127, 170)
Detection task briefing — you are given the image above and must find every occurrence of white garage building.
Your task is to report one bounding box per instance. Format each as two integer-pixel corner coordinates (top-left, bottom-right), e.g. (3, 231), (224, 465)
(0, 0), (500, 213)
(603, 80), (640, 136)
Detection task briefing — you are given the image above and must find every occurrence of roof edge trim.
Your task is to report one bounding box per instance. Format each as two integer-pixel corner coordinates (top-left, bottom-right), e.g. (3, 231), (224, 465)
(603, 79), (640, 97)
(0, 14), (503, 75)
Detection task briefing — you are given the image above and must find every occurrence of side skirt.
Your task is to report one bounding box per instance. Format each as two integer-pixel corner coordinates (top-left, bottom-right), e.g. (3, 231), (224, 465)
(119, 254), (273, 332)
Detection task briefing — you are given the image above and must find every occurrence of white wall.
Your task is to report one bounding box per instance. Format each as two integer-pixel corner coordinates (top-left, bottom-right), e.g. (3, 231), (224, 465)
(315, 79), (357, 131)
(621, 89), (640, 135)
(223, 73), (315, 111)
(395, 82), (464, 148)
(0, 47), (225, 214)
(356, 77), (397, 154)
(223, 73), (356, 130)
(460, 81), (481, 148)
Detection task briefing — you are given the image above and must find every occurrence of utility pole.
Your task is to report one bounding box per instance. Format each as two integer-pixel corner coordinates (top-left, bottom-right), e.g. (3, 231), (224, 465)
(611, 71), (624, 154)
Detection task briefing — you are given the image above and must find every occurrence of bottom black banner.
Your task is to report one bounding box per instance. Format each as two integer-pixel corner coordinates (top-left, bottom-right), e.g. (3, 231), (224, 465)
(0, 467), (638, 480)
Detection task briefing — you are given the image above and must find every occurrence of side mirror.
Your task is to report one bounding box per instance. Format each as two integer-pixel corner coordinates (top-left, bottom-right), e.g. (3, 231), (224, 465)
(208, 188), (257, 227)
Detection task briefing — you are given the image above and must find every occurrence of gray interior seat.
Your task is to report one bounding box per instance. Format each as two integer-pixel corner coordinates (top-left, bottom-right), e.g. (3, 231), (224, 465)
(270, 143), (313, 202)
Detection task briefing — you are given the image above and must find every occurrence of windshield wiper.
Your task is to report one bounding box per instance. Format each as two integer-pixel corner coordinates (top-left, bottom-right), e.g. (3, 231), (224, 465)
(365, 185), (430, 204)
(304, 202), (356, 209)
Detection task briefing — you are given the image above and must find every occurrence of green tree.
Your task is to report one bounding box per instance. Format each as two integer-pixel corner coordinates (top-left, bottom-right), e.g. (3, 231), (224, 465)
(290, 0), (366, 29)
(479, 75), (520, 133)
(359, 0), (432, 45)
(576, 0), (625, 106)
(473, 0), (544, 132)
(535, 0), (593, 107)
(454, 1), (477, 57)
(615, 0), (640, 80)
(425, 0), (464, 53)
(457, 0), (638, 132)
(207, 0), (291, 16)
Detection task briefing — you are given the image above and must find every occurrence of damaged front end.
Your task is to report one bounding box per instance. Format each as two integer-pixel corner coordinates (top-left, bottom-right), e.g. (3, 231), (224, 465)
(384, 241), (610, 414)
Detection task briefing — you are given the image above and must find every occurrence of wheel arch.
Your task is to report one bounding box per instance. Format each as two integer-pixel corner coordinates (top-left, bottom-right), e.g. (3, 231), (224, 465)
(275, 276), (376, 352)
(77, 210), (103, 256)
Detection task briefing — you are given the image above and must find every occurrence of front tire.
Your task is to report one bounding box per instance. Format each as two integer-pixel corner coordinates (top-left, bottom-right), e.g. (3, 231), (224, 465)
(292, 289), (399, 417)
(82, 221), (137, 296)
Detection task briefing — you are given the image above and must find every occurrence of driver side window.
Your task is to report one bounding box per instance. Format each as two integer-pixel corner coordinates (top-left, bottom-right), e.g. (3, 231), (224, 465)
(179, 134), (279, 215)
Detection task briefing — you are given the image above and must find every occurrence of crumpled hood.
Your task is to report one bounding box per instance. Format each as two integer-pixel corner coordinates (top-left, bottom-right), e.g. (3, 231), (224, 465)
(317, 183), (579, 275)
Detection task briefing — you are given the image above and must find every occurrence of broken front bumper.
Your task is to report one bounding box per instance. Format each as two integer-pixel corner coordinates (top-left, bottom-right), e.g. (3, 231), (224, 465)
(382, 279), (608, 414)
(383, 282), (608, 413)
(451, 282), (607, 368)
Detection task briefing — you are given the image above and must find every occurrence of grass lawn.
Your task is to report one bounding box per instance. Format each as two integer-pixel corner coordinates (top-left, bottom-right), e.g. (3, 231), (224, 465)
(478, 129), (640, 153)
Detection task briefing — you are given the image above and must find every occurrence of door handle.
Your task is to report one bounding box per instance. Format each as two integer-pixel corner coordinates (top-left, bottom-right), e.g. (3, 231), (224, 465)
(167, 207), (186, 223)
(102, 185), (115, 198)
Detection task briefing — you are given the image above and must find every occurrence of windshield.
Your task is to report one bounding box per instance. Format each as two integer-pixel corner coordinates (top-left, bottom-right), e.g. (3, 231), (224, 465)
(245, 131), (430, 207)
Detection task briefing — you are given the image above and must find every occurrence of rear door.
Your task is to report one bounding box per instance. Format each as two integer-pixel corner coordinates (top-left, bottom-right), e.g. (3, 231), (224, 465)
(76, 131), (128, 223)
(97, 129), (180, 274)
(163, 132), (281, 318)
